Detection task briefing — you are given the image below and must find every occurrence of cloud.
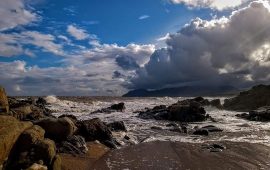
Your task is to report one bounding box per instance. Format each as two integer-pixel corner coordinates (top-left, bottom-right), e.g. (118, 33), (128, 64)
(115, 55), (140, 70)
(169, 0), (250, 10)
(0, 42), (155, 95)
(131, 0), (270, 90)
(67, 25), (89, 40)
(81, 43), (155, 66)
(139, 15), (150, 20)
(0, 31), (65, 57)
(0, 0), (38, 31)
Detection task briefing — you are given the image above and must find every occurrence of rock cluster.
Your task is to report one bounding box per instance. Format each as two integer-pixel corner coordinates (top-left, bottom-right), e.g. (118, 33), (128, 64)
(236, 106), (270, 121)
(0, 86), (127, 170)
(138, 97), (217, 122)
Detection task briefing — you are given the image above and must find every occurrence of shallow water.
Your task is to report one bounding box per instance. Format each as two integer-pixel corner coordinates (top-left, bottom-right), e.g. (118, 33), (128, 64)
(46, 96), (270, 146)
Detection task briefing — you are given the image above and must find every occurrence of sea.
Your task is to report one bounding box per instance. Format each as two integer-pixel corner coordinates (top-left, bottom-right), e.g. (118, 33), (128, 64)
(44, 96), (270, 147)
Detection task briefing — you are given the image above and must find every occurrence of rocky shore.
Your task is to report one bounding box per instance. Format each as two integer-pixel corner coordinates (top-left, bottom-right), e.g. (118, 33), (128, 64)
(1, 84), (270, 169)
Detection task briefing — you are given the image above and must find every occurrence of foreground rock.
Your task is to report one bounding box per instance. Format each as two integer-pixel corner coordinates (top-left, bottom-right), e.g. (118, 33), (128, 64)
(77, 118), (119, 148)
(93, 141), (270, 170)
(224, 85), (270, 111)
(139, 98), (208, 122)
(236, 106), (270, 121)
(34, 117), (77, 142)
(60, 141), (110, 170)
(0, 87), (9, 114)
(0, 116), (32, 167)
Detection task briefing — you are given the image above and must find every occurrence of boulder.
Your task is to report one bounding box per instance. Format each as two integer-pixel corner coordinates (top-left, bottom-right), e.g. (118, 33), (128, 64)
(0, 116), (32, 166)
(138, 100), (207, 122)
(107, 121), (127, 132)
(110, 102), (125, 111)
(193, 129), (209, 136)
(210, 99), (223, 109)
(168, 101), (207, 122)
(34, 139), (56, 166)
(236, 106), (270, 121)
(0, 87), (9, 114)
(77, 118), (113, 142)
(224, 85), (270, 111)
(200, 125), (223, 132)
(16, 125), (45, 152)
(58, 135), (88, 155)
(35, 117), (77, 142)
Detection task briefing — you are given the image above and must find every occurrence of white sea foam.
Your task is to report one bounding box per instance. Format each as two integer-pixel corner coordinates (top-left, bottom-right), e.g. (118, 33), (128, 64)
(48, 96), (270, 146)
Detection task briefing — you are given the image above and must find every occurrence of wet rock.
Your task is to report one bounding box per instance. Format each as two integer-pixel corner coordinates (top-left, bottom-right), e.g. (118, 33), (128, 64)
(107, 121), (127, 132)
(34, 117), (77, 142)
(236, 106), (270, 121)
(77, 118), (115, 148)
(224, 84), (270, 111)
(110, 102), (125, 111)
(91, 103), (126, 114)
(168, 101), (207, 122)
(36, 97), (47, 106)
(0, 87), (9, 114)
(151, 126), (163, 130)
(202, 143), (226, 152)
(210, 99), (223, 109)
(0, 116), (32, 166)
(58, 135), (88, 155)
(201, 125), (223, 132)
(193, 128), (209, 136)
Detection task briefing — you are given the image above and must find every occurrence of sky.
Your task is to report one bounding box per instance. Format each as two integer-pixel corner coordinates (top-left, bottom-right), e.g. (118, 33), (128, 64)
(1, 0), (270, 96)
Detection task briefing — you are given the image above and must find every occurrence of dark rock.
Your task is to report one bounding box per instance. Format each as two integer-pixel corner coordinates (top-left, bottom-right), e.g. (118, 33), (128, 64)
(110, 102), (125, 111)
(124, 135), (130, 140)
(58, 135), (88, 155)
(150, 126), (163, 130)
(153, 105), (167, 110)
(107, 121), (127, 132)
(34, 117), (77, 142)
(36, 97), (47, 106)
(91, 103), (126, 114)
(168, 101), (207, 122)
(201, 125), (223, 132)
(210, 99), (223, 109)
(77, 118), (113, 142)
(138, 99), (207, 122)
(236, 113), (249, 119)
(236, 107), (270, 121)
(224, 84), (270, 111)
(202, 143), (226, 152)
(193, 129), (209, 136)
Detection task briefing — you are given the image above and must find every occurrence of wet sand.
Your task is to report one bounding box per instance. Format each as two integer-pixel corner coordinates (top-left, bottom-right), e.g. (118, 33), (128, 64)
(92, 141), (270, 170)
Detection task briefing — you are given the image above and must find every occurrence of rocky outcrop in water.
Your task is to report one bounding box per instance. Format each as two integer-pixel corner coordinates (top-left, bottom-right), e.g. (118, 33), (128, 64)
(91, 102), (126, 114)
(224, 85), (270, 111)
(139, 98), (210, 122)
(107, 121), (127, 132)
(236, 106), (270, 121)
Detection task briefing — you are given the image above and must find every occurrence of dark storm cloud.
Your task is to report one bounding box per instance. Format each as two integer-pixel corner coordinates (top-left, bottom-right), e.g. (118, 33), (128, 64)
(115, 55), (140, 70)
